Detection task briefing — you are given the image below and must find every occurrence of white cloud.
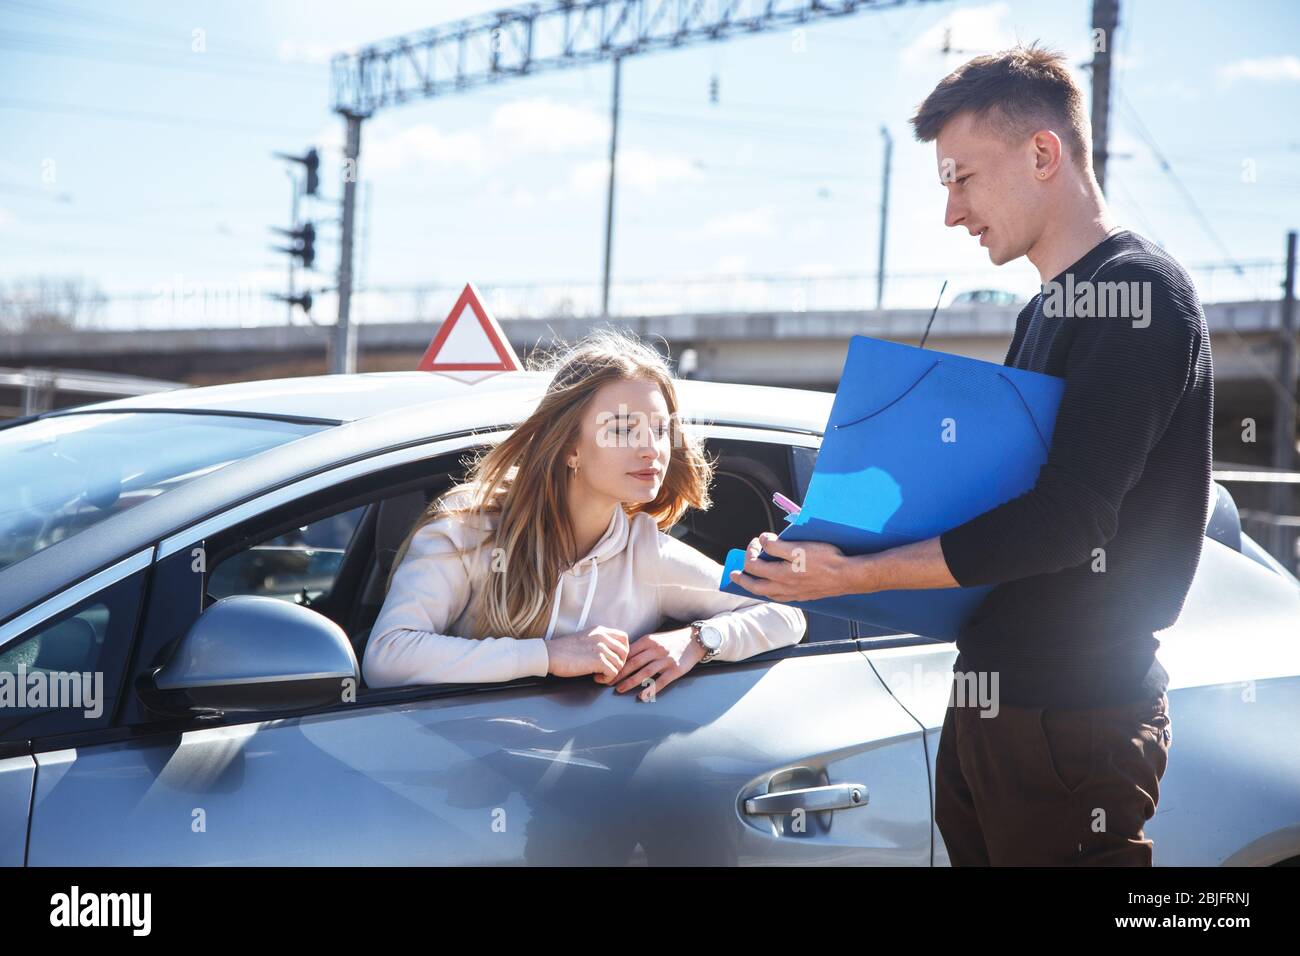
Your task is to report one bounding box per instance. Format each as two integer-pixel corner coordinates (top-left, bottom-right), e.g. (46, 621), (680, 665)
(620, 148), (704, 192)
(0, 207), (13, 228)
(305, 97), (610, 179)
(490, 97), (609, 152)
(1218, 55), (1300, 84)
(900, 3), (1014, 70)
(364, 123), (486, 174)
(898, 3), (1095, 89)
(486, 180), (539, 207)
(713, 254), (748, 273)
(567, 147), (703, 196)
(689, 207), (777, 240)
(278, 39), (349, 65)
(789, 219), (824, 243)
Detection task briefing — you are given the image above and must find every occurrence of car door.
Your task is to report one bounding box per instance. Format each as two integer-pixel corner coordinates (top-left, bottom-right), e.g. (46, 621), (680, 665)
(0, 749), (32, 867)
(28, 652), (931, 865)
(2, 550), (152, 867)
(858, 638), (960, 866)
(25, 430), (934, 865)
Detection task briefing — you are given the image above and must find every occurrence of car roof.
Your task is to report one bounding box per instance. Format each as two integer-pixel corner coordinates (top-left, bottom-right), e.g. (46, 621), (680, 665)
(3, 371), (832, 626)
(68, 370), (834, 434)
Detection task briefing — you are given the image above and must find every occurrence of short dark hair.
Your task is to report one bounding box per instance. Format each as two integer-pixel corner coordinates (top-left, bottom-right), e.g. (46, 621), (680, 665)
(910, 43), (1091, 169)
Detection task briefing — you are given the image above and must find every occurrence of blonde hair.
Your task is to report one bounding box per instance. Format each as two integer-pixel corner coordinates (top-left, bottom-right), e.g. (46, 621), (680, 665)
(387, 326), (715, 639)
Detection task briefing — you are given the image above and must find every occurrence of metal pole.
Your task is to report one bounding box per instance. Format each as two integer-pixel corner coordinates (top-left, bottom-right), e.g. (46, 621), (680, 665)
(1090, 0), (1120, 194)
(876, 125), (892, 310)
(1272, 230), (1298, 566)
(334, 112), (363, 374)
(601, 56), (621, 319)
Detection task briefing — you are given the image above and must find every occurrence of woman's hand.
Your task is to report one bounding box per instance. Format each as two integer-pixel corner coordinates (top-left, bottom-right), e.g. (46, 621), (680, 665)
(608, 626), (706, 701)
(547, 626), (630, 681)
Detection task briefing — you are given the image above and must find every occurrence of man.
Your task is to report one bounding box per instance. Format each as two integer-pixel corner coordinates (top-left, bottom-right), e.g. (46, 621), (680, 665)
(731, 44), (1212, 866)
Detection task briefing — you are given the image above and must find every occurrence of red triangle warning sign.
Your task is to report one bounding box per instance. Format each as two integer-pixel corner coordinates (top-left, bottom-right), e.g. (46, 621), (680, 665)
(417, 283), (521, 373)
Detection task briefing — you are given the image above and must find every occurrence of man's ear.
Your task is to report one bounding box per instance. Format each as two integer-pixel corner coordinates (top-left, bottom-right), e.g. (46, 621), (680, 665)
(1031, 129), (1064, 180)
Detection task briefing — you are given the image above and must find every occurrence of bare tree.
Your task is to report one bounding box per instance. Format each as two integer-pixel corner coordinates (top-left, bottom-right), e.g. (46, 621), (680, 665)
(0, 275), (108, 332)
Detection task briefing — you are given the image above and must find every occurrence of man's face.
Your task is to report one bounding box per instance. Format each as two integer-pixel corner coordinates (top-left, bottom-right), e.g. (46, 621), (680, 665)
(935, 111), (1044, 266)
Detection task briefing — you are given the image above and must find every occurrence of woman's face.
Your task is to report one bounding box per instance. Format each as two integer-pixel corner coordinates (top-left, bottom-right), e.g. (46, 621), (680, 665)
(570, 377), (673, 505)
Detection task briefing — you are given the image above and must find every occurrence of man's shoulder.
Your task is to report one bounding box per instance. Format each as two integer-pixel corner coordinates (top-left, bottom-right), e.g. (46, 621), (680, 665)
(1090, 232), (1199, 300)
(1084, 231), (1206, 337)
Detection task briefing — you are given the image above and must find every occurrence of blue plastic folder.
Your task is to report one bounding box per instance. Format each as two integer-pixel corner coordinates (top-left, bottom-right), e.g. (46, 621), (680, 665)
(719, 334), (1066, 640)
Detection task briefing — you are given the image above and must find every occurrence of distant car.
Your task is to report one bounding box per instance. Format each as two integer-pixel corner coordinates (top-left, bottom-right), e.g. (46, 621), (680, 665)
(949, 288), (1022, 308)
(1, 371), (1298, 865)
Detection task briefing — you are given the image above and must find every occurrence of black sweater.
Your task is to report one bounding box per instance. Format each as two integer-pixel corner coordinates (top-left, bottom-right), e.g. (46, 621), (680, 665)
(938, 229), (1215, 709)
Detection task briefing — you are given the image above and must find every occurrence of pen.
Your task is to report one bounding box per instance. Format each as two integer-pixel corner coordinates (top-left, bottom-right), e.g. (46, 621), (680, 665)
(772, 492), (801, 516)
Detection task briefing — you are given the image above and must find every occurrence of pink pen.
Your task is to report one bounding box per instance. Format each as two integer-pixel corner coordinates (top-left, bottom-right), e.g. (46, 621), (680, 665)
(772, 492), (801, 516)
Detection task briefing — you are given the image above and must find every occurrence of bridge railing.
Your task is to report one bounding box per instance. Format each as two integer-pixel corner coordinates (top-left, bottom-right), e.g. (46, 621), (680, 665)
(3, 260), (1286, 332)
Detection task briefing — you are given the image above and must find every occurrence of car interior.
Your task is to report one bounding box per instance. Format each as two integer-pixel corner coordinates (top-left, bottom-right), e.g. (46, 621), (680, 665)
(204, 436), (823, 689)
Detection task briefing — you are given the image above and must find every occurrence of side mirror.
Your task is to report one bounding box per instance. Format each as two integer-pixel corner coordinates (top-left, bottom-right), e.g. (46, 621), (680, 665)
(139, 595), (358, 717)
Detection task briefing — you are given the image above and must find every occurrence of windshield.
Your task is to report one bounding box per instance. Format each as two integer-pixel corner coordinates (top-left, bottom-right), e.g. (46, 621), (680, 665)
(0, 412), (326, 572)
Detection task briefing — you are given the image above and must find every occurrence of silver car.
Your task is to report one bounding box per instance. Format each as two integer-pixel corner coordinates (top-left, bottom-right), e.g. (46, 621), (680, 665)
(1, 370), (1297, 866)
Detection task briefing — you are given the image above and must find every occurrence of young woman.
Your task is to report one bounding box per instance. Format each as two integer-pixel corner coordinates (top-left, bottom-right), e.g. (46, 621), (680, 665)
(363, 327), (806, 700)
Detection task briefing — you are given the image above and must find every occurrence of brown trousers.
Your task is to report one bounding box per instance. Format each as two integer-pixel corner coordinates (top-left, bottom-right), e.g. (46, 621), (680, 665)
(935, 681), (1172, 866)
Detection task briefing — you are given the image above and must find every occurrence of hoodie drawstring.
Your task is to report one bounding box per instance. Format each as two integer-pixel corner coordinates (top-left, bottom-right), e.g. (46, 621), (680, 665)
(543, 556), (600, 641)
(576, 559), (599, 632)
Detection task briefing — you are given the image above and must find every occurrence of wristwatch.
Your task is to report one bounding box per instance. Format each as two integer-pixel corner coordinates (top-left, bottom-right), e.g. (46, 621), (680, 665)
(690, 620), (724, 661)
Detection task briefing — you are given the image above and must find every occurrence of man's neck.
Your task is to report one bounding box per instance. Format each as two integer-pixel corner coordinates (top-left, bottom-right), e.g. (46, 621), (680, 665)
(1026, 178), (1117, 284)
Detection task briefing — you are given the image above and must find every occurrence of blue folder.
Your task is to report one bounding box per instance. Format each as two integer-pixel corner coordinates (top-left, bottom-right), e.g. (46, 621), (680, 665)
(719, 334), (1066, 640)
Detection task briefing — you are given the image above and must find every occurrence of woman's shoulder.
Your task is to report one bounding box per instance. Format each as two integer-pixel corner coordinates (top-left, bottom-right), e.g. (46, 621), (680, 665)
(407, 488), (498, 554)
(627, 511), (718, 570)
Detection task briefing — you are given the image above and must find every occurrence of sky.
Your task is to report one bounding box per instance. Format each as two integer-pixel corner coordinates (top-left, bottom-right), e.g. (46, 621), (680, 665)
(2, 0), (1298, 328)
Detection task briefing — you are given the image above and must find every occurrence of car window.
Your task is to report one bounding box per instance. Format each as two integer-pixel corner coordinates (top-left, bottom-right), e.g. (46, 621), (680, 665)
(207, 505), (367, 606)
(791, 445), (817, 502)
(0, 568), (146, 742)
(0, 412), (326, 573)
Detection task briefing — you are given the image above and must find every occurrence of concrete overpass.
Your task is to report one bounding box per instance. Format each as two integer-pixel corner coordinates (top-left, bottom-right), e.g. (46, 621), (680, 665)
(2, 299), (1287, 382)
(2, 300), (1294, 465)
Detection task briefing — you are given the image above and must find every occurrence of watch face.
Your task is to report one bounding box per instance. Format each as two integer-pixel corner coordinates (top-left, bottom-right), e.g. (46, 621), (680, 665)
(699, 624), (723, 651)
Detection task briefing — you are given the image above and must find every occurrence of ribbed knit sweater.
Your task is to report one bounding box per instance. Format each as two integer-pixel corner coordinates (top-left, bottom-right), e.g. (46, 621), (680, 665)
(938, 229), (1215, 708)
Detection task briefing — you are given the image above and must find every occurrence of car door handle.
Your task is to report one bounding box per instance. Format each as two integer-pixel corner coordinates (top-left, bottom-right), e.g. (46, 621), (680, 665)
(744, 783), (869, 815)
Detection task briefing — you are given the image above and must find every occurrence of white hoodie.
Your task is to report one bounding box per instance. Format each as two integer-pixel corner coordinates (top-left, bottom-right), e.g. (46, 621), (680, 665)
(363, 489), (806, 687)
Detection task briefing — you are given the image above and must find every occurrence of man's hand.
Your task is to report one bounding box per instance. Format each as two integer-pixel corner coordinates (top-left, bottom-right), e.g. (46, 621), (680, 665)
(606, 627), (705, 701)
(730, 532), (961, 599)
(728, 532), (867, 602)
